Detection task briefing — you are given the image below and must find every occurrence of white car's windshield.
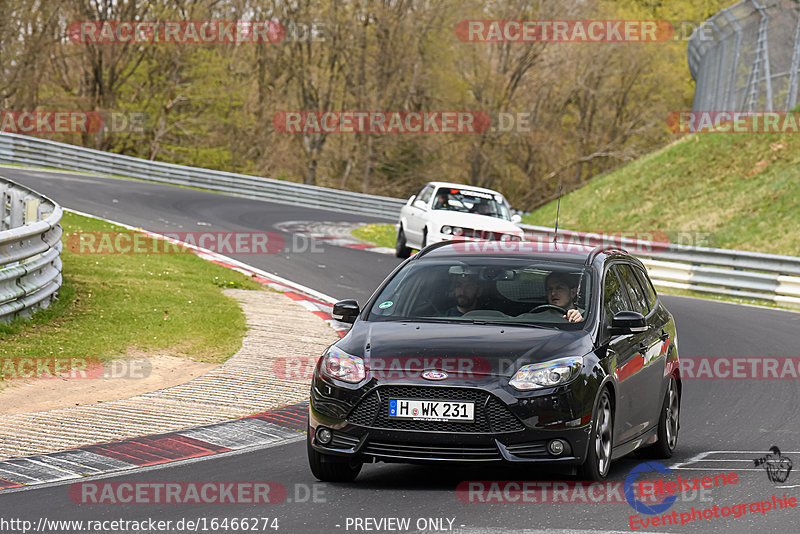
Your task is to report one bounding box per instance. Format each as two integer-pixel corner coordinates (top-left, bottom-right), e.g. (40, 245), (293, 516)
(432, 187), (511, 220)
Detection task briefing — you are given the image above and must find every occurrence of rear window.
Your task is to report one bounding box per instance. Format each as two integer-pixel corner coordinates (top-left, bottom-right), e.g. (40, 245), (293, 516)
(367, 258), (593, 329)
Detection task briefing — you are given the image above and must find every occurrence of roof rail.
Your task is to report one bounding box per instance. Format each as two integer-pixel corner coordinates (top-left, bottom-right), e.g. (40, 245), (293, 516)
(584, 245), (627, 266)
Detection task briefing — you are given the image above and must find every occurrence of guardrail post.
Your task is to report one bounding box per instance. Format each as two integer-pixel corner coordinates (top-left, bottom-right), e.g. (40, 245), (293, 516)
(0, 182), (8, 231)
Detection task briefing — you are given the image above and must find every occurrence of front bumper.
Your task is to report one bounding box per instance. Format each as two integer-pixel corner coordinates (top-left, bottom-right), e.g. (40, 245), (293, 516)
(309, 381), (593, 465)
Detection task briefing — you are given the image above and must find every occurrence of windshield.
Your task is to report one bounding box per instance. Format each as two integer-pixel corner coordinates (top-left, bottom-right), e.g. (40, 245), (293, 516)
(368, 258), (593, 329)
(432, 187), (511, 220)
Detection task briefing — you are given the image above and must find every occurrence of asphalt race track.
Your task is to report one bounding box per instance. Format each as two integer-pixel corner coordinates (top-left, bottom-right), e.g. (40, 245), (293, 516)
(1, 168), (799, 534)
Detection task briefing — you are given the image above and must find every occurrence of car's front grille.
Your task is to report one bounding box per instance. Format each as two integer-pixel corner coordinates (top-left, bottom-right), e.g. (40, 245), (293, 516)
(456, 228), (509, 240)
(348, 386), (524, 433)
(363, 440), (502, 461)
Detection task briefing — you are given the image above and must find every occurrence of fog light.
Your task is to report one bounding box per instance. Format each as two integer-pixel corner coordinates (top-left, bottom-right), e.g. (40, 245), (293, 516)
(316, 427), (332, 445)
(548, 439), (565, 456)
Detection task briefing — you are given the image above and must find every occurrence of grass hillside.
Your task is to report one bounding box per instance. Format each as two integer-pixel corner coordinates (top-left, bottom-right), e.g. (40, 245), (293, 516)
(522, 133), (800, 256)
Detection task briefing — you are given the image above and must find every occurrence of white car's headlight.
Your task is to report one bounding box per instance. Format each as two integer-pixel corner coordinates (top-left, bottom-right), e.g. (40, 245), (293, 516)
(509, 356), (583, 390)
(321, 346), (365, 383)
(441, 225), (453, 235)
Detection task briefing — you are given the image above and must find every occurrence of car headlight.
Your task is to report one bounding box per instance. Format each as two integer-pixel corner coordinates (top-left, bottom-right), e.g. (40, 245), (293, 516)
(321, 346), (365, 383)
(441, 225), (453, 235)
(509, 356), (583, 390)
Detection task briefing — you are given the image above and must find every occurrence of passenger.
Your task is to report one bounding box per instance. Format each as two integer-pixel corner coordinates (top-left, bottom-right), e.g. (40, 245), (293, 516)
(444, 273), (483, 316)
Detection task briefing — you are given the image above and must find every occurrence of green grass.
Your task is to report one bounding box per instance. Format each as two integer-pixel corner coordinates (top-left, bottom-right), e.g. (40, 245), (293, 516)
(352, 223), (397, 248)
(522, 133), (800, 256)
(0, 212), (263, 372)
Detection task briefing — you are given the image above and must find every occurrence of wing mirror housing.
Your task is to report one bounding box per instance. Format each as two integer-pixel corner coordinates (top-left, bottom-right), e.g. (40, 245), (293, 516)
(608, 311), (647, 335)
(511, 214), (522, 223)
(332, 300), (360, 324)
(407, 194), (416, 205)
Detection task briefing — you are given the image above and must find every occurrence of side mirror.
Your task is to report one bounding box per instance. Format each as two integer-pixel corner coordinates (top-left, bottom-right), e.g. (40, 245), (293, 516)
(332, 299), (360, 324)
(407, 194), (416, 205)
(608, 311), (647, 336)
(413, 199), (428, 210)
(511, 214), (522, 223)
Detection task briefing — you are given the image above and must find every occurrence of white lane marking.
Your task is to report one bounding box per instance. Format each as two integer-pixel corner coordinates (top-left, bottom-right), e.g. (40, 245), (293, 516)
(671, 450), (798, 471)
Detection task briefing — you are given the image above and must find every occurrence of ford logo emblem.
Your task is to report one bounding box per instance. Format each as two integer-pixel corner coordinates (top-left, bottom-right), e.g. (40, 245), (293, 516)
(422, 369), (448, 381)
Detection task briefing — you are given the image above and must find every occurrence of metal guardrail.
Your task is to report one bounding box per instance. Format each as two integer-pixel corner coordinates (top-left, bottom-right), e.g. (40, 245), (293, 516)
(519, 224), (800, 307)
(0, 176), (63, 322)
(0, 132), (405, 220)
(1, 132), (799, 307)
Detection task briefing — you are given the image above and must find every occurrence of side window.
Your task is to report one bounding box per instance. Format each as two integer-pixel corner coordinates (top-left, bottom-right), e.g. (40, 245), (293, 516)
(615, 264), (650, 315)
(417, 186), (433, 205)
(603, 268), (630, 325)
(633, 266), (658, 311)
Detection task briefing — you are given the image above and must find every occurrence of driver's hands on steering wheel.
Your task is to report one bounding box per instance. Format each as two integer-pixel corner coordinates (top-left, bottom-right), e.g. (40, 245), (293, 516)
(529, 304), (583, 323)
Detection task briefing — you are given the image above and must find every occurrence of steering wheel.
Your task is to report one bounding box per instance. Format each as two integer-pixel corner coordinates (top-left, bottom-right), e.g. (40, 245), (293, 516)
(529, 304), (568, 315)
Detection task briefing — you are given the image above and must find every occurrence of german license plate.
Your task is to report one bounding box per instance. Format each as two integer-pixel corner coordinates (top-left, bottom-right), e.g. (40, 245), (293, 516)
(388, 399), (474, 422)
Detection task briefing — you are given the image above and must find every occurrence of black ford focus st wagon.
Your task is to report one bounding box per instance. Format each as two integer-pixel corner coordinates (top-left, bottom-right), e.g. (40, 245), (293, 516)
(307, 241), (681, 482)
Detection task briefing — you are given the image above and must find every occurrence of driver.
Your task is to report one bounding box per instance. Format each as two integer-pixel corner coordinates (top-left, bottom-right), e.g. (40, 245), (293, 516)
(434, 191), (450, 210)
(539, 272), (584, 323)
(444, 273), (483, 316)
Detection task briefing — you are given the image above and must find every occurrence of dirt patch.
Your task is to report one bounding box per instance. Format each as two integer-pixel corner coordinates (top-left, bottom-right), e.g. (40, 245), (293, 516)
(0, 350), (218, 415)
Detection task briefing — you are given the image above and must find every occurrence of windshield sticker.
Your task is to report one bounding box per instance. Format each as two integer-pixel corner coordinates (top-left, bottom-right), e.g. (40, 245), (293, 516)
(378, 301), (394, 309)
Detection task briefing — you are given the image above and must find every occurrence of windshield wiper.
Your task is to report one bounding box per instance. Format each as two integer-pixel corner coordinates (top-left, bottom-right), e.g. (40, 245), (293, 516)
(467, 320), (558, 330)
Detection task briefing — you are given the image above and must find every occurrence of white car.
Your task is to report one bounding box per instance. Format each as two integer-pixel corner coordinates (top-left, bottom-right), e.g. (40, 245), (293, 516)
(395, 181), (524, 258)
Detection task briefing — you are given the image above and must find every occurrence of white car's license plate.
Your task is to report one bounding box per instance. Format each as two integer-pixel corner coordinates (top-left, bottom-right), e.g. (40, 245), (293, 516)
(388, 399), (474, 422)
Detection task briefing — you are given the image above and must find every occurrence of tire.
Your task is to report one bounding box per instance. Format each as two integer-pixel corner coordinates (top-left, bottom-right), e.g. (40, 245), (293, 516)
(307, 431), (363, 482)
(639, 378), (680, 458)
(395, 226), (412, 258)
(579, 389), (613, 481)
